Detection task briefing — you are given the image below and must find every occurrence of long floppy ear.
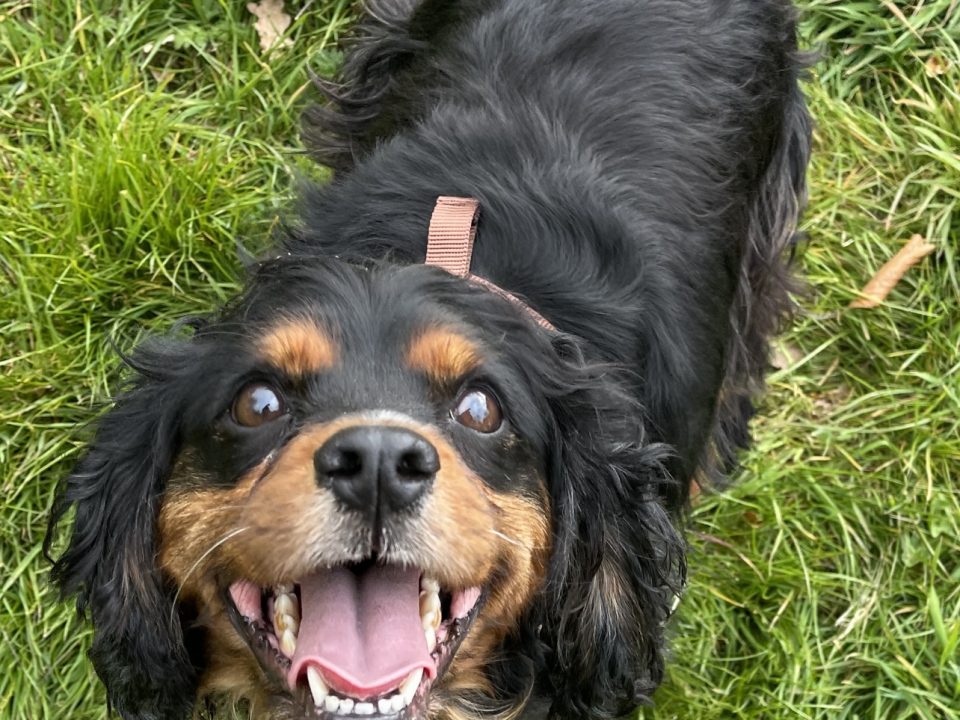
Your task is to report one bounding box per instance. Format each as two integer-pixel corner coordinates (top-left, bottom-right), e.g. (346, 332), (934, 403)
(45, 341), (198, 719)
(536, 339), (686, 720)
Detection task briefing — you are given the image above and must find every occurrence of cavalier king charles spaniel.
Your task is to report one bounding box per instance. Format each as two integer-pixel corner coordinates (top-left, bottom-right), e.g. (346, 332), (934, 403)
(47, 0), (810, 718)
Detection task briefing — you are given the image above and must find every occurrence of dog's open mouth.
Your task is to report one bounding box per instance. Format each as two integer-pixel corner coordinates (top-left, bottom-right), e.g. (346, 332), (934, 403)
(225, 563), (484, 717)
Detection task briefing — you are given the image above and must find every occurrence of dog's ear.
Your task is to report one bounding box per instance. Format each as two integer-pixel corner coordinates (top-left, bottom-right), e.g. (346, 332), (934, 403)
(45, 341), (197, 719)
(536, 338), (685, 719)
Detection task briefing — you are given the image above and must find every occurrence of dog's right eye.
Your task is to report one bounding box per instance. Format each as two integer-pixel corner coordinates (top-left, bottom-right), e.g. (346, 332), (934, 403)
(452, 387), (503, 433)
(232, 382), (286, 427)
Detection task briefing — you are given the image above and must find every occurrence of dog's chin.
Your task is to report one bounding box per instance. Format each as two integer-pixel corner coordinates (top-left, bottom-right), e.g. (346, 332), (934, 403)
(222, 562), (486, 720)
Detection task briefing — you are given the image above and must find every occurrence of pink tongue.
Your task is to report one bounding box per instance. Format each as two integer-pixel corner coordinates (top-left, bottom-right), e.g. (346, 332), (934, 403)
(288, 565), (436, 698)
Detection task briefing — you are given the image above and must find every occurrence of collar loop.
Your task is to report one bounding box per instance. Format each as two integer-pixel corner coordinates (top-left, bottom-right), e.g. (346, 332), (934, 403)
(425, 196), (555, 330)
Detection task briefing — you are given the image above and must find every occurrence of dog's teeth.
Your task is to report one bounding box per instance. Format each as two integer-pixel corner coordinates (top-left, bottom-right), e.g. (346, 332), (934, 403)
(420, 577), (440, 594)
(275, 592), (299, 620)
(400, 668), (422, 705)
(302, 664), (420, 716)
(424, 626), (436, 651)
(275, 583), (294, 595)
(274, 589), (301, 641)
(420, 585), (441, 632)
(280, 629), (297, 656)
(421, 608), (440, 632)
(307, 666), (329, 706)
(275, 612), (299, 636)
(419, 589), (440, 616)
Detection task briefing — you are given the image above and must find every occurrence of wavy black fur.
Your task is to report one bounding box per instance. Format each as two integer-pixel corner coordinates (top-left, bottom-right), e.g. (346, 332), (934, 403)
(47, 0), (809, 718)
(45, 346), (200, 719)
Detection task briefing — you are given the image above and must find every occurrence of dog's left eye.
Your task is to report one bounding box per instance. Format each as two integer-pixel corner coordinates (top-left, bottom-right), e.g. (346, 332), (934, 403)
(452, 388), (502, 433)
(232, 382), (286, 427)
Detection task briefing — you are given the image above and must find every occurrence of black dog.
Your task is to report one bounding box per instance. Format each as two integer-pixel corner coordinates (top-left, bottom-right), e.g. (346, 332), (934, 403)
(47, 1), (810, 718)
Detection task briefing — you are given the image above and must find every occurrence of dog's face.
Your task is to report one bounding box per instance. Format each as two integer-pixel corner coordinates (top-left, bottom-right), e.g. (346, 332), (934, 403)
(49, 257), (682, 720)
(159, 261), (552, 718)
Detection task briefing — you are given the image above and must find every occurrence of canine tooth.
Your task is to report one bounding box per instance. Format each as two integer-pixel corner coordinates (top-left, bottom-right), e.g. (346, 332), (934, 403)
(400, 668), (422, 704)
(378, 698), (393, 714)
(307, 666), (329, 706)
(275, 593), (299, 619)
(275, 612), (299, 636)
(280, 629), (297, 656)
(276, 583), (294, 594)
(420, 577), (440, 593)
(424, 627), (436, 651)
(390, 694), (406, 713)
(324, 694), (340, 713)
(338, 698), (354, 715)
(354, 702), (375, 715)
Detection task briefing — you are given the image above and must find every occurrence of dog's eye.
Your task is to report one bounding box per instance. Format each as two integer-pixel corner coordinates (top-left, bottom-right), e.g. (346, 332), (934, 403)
(452, 388), (502, 433)
(232, 382), (286, 427)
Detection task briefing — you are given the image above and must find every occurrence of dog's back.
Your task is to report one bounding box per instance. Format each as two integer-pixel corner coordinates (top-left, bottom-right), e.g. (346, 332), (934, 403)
(295, 0), (810, 504)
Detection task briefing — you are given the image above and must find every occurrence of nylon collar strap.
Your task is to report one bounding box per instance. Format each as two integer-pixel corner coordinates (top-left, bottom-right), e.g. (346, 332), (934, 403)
(424, 196), (554, 330)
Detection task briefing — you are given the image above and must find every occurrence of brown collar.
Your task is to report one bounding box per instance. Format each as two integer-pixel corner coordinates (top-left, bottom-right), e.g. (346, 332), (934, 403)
(424, 196), (554, 330)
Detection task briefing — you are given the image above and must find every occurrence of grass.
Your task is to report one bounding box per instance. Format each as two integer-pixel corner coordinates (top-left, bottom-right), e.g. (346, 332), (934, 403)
(1, 1), (957, 718)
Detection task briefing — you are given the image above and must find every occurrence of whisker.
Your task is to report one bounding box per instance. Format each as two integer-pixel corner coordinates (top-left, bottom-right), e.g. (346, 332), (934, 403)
(487, 528), (550, 551)
(168, 526), (250, 629)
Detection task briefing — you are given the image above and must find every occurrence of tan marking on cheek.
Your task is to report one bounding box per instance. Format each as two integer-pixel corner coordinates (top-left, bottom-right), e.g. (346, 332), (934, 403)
(158, 487), (237, 607)
(257, 318), (338, 377)
(409, 430), (500, 587)
(486, 489), (551, 610)
(443, 484), (551, 698)
(406, 327), (481, 384)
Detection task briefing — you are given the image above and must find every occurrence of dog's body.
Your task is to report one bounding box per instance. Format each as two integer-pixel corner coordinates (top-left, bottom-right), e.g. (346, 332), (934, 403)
(297, 0), (810, 503)
(47, 1), (809, 719)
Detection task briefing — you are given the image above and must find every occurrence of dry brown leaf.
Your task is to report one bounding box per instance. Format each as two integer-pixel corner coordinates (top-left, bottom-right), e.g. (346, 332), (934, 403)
(849, 234), (935, 309)
(247, 0), (293, 53)
(925, 53), (951, 77)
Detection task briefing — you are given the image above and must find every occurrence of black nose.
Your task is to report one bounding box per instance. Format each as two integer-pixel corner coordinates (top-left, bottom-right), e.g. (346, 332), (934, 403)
(314, 426), (440, 514)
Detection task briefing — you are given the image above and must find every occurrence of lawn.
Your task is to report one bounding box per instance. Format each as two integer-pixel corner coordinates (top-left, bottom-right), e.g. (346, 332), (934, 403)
(1, 1), (957, 719)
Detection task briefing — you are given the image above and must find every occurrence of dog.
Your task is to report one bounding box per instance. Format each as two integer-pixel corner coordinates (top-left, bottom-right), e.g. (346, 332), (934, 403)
(46, 0), (810, 718)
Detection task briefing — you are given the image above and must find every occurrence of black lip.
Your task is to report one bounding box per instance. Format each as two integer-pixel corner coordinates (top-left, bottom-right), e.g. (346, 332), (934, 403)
(221, 580), (488, 719)
(222, 586), (296, 694)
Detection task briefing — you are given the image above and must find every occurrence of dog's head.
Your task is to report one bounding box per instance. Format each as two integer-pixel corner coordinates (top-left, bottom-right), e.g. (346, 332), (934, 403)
(47, 255), (683, 720)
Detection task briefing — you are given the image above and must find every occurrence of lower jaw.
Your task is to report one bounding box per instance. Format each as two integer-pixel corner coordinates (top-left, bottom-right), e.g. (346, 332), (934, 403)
(222, 573), (486, 719)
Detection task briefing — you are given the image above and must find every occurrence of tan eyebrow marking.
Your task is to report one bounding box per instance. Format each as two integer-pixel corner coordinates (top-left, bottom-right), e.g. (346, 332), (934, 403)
(257, 319), (338, 377)
(406, 327), (482, 384)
